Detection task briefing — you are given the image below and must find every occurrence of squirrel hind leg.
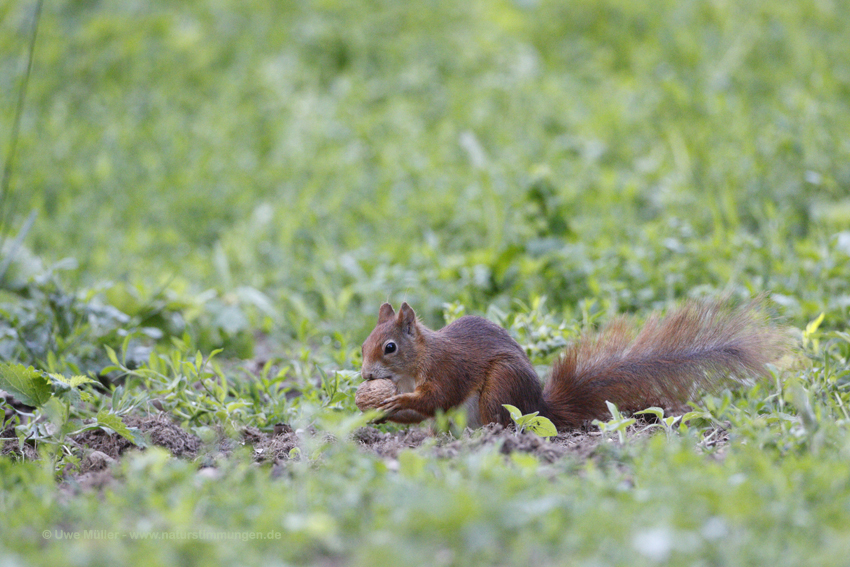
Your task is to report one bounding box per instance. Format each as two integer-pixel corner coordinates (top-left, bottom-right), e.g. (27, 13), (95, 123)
(478, 361), (546, 427)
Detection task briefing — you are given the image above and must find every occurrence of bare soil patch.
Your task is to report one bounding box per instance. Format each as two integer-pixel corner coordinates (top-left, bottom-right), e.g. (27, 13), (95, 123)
(5, 410), (728, 493)
(74, 414), (202, 463)
(351, 423), (608, 463)
(2, 414), (201, 465)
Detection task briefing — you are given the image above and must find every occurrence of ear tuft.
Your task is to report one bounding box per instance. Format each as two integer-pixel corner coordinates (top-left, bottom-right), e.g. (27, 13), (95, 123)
(378, 303), (395, 324)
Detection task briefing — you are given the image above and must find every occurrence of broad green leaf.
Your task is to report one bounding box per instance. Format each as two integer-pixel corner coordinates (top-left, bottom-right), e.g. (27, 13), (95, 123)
(604, 401), (623, 420)
(635, 407), (665, 419)
(0, 363), (52, 407)
(42, 397), (69, 429)
(681, 410), (710, 424)
(96, 410), (146, 446)
(105, 345), (120, 367)
(526, 416), (558, 438)
(663, 416), (682, 428)
(514, 410), (540, 427)
(50, 374), (98, 388)
(805, 312), (825, 336)
(502, 404), (522, 421)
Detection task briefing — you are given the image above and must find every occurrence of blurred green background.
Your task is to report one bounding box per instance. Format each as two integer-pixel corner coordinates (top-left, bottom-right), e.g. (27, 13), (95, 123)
(3, 3), (850, 566)
(2, 0), (849, 341)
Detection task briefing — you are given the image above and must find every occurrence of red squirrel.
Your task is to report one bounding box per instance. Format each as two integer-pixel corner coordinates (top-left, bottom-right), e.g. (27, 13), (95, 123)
(360, 299), (787, 429)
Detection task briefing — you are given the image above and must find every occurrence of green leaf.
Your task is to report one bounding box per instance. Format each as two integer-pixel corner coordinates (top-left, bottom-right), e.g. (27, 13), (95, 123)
(525, 416), (558, 438)
(663, 416), (682, 428)
(635, 407), (665, 419)
(514, 411), (540, 426)
(96, 410), (146, 446)
(502, 404), (522, 421)
(805, 312), (825, 336)
(105, 345), (120, 367)
(42, 397), (69, 429)
(503, 404), (556, 437)
(46, 351), (59, 373)
(680, 410), (710, 424)
(121, 333), (132, 363)
(604, 400), (623, 420)
(0, 363), (52, 407)
(50, 374), (98, 388)
(112, 385), (124, 412)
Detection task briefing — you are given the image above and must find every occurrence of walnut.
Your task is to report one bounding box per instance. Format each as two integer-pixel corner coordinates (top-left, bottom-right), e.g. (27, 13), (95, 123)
(355, 379), (397, 411)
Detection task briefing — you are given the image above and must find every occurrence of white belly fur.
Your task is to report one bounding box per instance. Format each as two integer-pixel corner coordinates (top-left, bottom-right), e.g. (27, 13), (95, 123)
(395, 375), (415, 394)
(463, 392), (481, 428)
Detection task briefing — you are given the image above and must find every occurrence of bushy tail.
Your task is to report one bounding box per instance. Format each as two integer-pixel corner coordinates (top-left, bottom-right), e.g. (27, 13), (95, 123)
(541, 298), (789, 429)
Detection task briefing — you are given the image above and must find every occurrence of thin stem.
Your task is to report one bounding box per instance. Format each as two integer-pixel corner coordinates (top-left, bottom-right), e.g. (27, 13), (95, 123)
(0, 0), (44, 244)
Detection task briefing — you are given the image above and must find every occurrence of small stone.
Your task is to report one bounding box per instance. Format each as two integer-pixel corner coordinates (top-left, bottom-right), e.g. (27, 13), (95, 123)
(87, 450), (116, 470)
(196, 467), (221, 481)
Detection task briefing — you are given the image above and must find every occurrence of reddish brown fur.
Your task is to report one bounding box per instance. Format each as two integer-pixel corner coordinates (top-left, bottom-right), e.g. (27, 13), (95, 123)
(360, 299), (788, 430)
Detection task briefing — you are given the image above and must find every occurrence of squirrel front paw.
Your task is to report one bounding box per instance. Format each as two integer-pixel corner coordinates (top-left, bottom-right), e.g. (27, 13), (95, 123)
(376, 394), (406, 416)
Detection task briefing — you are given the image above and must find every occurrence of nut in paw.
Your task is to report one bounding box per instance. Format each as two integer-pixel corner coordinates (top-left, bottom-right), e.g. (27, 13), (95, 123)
(355, 379), (398, 411)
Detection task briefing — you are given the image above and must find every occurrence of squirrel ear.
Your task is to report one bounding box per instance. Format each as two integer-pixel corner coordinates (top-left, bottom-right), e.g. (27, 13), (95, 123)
(377, 303), (395, 324)
(398, 302), (418, 337)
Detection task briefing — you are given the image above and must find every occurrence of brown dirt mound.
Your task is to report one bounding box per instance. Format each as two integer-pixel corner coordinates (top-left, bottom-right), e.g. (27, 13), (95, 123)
(2, 414), (201, 464)
(73, 414), (201, 461)
(1, 427), (39, 460)
(235, 422), (618, 468)
(243, 425), (301, 465)
(5, 411), (728, 482)
(352, 423), (609, 463)
(352, 426), (434, 458)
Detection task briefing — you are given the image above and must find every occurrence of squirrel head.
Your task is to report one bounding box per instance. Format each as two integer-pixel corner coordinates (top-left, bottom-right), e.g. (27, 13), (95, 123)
(361, 302), (421, 388)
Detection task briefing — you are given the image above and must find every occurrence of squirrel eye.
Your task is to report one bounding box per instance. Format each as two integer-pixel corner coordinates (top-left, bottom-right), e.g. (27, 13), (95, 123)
(383, 341), (397, 355)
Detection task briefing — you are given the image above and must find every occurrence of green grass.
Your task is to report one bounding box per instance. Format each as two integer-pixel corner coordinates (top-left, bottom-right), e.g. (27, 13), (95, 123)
(2, 0), (850, 565)
(5, 432), (850, 566)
